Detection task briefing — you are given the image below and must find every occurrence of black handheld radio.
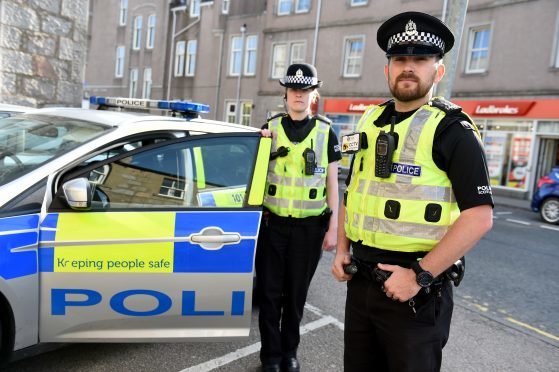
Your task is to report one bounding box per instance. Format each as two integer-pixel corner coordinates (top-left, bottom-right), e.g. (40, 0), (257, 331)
(302, 139), (316, 176)
(375, 116), (398, 178)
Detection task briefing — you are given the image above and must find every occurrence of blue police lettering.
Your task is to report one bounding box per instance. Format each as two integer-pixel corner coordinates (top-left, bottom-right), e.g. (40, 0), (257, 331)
(390, 162), (421, 177)
(51, 288), (245, 317)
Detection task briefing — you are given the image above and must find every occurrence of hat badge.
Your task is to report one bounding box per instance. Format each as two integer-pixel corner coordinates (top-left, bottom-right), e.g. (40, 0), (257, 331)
(405, 20), (418, 36)
(295, 69), (304, 77)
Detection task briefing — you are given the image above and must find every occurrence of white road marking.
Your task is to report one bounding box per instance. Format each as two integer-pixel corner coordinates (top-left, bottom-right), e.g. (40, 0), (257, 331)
(540, 224), (559, 231)
(495, 211), (513, 215)
(179, 304), (344, 372)
(506, 219), (531, 225)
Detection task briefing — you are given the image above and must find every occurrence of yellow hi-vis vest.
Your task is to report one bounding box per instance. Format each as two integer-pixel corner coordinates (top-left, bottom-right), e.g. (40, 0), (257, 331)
(263, 115), (330, 218)
(345, 99), (479, 253)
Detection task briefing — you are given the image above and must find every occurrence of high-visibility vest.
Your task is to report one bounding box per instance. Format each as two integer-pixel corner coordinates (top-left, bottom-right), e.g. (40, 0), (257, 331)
(263, 115), (330, 218)
(345, 99), (479, 253)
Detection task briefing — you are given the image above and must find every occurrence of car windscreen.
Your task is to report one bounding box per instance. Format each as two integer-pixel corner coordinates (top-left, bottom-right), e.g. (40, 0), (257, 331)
(0, 115), (110, 186)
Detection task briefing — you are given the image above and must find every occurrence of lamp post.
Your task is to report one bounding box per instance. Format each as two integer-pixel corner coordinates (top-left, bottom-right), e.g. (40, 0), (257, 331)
(235, 23), (247, 124)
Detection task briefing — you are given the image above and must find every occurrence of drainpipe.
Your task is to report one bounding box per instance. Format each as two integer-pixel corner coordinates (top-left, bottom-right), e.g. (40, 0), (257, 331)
(311, 0), (322, 66)
(166, 5), (200, 100)
(214, 29), (225, 120)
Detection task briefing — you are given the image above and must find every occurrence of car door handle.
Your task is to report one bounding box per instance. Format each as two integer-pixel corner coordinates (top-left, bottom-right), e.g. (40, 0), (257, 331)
(190, 234), (240, 244)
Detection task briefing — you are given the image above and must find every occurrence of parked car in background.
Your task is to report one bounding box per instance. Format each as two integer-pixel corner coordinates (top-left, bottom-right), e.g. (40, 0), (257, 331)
(0, 103), (34, 118)
(531, 166), (559, 224)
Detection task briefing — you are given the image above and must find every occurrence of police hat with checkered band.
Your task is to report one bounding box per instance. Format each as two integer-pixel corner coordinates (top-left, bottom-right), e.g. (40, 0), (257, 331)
(377, 11), (454, 57)
(279, 63), (323, 89)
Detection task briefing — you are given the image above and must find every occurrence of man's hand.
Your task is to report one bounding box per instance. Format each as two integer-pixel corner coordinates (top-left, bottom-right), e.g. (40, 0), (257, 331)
(331, 251), (352, 282)
(322, 228), (337, 251)
(261, 129), (273, 138)
(377, 263), (420, 302)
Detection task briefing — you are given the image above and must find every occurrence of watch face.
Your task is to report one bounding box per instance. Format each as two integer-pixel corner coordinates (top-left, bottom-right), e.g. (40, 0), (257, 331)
(417, 271), (434, 287)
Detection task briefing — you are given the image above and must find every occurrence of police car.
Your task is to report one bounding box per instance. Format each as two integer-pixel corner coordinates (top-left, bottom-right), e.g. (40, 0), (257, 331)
(0, 97), (271, 364)
(0, 103), (34, 119)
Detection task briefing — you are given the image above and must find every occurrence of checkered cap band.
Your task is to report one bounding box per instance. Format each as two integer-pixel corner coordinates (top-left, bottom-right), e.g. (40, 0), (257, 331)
(387, 31), (445, 52)
(283, 75), (318, 86)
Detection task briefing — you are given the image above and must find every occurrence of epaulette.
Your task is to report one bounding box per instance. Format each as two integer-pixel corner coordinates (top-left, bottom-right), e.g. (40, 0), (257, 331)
(314, 114), (331, 125)
(378, 98), (394, 107)
(267, 112), (287, 121)
(429, 97), (462, 115)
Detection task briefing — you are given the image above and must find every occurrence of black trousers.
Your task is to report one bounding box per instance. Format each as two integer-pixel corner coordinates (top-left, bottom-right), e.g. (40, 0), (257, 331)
(255, 215), (325, 363)
(344, 270), (454, 372)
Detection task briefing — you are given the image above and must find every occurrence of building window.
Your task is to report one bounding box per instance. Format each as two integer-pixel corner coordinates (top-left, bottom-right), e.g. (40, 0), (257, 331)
(290, 42), (305, 64)
(343, 36), (365, 77)
(295, 0), (311, 13)
(115, 46), (125, 78)
(350, 0), (368, 6)
(159, 178), (186, 199)
(132, 16), (142, 50)
(118, 0), (128, 26)
(271, 44), (287, 79)
(129, 68), (138, 98)
(146, 14), (156, 49)
(222, 0), (230, 14)
(142, 68), (152, 99)
(278, 0), (292, 15)
(466, 25), (491, 73)
(244, 35), (258, 76)
(186, 40), (197, 76)
(230, 36), (242, 76)
(190, 0), (201, 17)
(225, 101), (252, 125)
(174, 40), (185, 77)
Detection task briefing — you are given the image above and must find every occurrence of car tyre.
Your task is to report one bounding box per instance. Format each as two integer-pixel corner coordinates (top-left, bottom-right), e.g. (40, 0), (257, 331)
(540, 197), (559, 224)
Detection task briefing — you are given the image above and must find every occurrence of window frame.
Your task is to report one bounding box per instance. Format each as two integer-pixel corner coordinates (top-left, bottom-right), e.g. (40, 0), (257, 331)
(270, 41), (306, 79)
(277, 0), (292, 16)
(118, 0), (128, 26)
(146, 14), (156, 50)
(290, 41), (306, 64)
(115, 46), (125, 78)
(244, 35), (258, 76)
(132, 15), (142, 51)
(142, 67), (152, 99)
(222, 0), (230, 14)
(185, 39), (197, 77)
(271, 43), (288, 79)
(190, 0), (201, 18)
(129, 68), (139, 98)
(342, 35), (365, 78)
(224, 100), (252, 125)
(229, 35), (243, 76)
(174, 40), (186, 77)
(350, 0), (368, 6)
(465, 24), (492, 74)
(295, 0), (311, 13)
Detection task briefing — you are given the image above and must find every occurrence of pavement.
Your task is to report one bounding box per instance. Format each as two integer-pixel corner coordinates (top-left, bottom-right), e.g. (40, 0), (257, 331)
(492, 194), (531, 210)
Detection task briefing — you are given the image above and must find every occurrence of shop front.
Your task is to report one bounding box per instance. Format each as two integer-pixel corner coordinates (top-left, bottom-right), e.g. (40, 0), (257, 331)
(323, 97), (559, 198)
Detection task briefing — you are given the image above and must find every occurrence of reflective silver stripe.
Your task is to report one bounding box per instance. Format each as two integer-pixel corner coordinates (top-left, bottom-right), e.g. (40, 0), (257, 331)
(362, 215), (448, 241)
(267, 173), (325, 188)
(264, 196), (325, 211)
(396, 108), (432, 184)
(314, 121), (328, 167)
(357, 179), (455, 203)
(267, 117), (282, 173)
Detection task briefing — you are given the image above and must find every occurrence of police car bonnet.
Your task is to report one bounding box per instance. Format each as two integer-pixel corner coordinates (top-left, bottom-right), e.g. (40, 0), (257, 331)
(279, 63), (323, 89)
(377, 11), (455, 57)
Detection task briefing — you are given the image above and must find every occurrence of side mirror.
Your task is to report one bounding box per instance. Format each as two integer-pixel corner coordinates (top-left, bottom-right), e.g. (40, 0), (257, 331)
(62, 178), (92, 210)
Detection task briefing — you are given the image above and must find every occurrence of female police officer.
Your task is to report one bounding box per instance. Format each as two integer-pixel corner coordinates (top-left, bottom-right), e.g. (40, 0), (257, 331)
(257, 63), (341, 372)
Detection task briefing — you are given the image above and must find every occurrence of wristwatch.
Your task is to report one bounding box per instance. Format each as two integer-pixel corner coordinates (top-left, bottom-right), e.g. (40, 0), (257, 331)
(411, 261), (434, 288)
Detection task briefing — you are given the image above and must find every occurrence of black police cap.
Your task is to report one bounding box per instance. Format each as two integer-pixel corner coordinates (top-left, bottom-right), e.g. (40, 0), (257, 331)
(377, 11), (454, 57)
(279, 63), (323, 89)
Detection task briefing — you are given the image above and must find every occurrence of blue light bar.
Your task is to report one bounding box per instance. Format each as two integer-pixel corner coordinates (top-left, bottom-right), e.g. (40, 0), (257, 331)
(89, 96), (210, 115)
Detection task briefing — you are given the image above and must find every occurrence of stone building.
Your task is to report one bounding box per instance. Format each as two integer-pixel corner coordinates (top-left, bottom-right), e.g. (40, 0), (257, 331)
(0, 0), (89, 107)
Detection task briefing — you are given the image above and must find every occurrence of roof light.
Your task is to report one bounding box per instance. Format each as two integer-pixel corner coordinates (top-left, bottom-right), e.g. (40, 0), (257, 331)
(89, 96), (210, 115)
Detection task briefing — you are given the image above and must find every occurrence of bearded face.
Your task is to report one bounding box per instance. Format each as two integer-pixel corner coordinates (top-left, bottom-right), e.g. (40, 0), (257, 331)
(385, 56), (441, 103)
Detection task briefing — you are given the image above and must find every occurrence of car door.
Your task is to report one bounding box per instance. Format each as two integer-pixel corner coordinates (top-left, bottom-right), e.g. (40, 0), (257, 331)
(39, 133), (270, 342)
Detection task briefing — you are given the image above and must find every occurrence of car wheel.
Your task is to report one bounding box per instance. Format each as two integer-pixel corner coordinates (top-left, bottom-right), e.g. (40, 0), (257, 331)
(540, 197), (559, 224)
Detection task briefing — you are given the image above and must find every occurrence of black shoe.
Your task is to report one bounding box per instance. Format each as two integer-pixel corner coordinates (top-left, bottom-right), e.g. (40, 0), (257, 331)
(282, 357), (300, 372)
(262, 362), (281, 372)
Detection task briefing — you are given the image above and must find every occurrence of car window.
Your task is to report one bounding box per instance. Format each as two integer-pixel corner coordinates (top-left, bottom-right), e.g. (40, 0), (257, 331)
(79, 135), (258, 210)
(0, 115), (110, 186)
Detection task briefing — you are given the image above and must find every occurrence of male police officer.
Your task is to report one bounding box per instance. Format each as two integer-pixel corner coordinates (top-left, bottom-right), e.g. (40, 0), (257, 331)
(258, 63), (340, 372)
(331, 12), (494, 372)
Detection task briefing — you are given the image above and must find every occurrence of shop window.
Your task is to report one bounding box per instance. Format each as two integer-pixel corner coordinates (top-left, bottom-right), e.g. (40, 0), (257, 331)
(483, 120), (534, 190)
(326, 113), (362, 170)
(343, 36), (365, 77)
(466, 25), (491, 74)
